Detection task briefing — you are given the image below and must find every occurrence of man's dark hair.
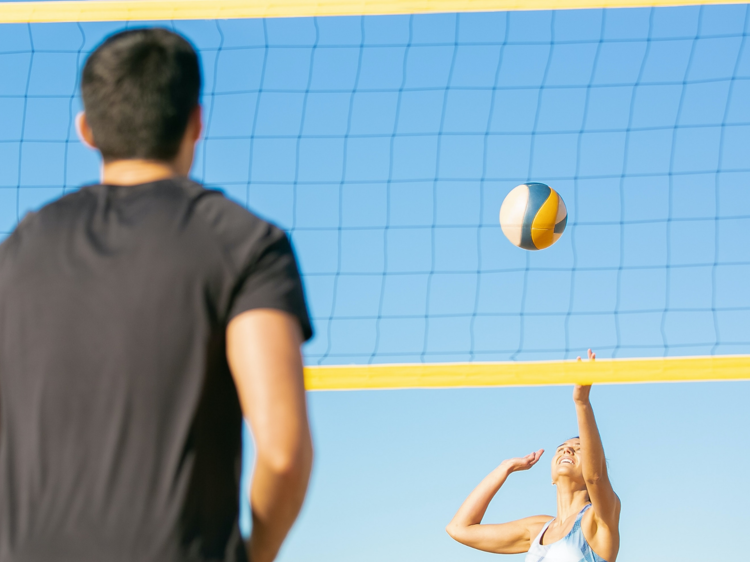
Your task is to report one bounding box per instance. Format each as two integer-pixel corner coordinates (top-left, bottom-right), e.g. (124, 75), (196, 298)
(81, 28), (201, 162)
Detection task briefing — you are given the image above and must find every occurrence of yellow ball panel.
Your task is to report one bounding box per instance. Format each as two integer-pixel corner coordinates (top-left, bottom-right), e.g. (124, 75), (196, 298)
(530, 188), (560, 250)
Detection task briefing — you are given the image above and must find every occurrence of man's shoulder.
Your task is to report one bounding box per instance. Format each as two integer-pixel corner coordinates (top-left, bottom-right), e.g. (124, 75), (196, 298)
(0, 189), (94, 267)
(183, 179), (288, 266)
(7, 188), (95, 239)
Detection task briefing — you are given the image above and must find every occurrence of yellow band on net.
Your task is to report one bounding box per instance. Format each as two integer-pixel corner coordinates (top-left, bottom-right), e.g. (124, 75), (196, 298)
(1, 0), (747, 24)
(303, 355), (750, 390)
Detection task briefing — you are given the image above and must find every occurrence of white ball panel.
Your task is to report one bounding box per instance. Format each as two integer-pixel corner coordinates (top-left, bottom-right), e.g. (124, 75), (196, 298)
(499, 184), (529, 248)
(555, 193), (567, 224)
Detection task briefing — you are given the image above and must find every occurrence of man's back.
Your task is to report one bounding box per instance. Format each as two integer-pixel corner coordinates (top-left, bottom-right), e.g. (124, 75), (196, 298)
(0, 178), (311, 562)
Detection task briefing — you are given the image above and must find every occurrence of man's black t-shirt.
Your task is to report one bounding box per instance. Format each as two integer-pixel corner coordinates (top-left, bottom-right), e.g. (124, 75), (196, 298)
(0, 178), (312, 562)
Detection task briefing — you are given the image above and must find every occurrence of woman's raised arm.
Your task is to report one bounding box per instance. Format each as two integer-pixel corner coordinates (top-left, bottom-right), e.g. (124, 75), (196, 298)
(446, 452), (551, 554)
(575, 349), (621, 558)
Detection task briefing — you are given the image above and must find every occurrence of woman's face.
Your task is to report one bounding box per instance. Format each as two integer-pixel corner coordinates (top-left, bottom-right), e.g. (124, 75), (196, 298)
(551, 438), (583, 482)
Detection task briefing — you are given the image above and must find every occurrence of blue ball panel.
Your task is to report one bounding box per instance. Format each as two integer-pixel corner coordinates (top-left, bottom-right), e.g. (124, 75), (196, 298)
(554, 213), (567, 234)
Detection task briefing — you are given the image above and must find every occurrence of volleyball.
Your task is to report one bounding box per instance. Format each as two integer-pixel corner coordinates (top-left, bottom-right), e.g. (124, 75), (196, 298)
(499, 183), (567, 251)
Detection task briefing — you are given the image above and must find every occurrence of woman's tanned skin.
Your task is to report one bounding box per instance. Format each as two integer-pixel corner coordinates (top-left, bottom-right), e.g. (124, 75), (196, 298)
(446, 350), (620, 561)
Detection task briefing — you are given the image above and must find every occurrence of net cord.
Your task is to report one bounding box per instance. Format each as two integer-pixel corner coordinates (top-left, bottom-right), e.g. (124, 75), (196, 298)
(2, 0), (749, 24)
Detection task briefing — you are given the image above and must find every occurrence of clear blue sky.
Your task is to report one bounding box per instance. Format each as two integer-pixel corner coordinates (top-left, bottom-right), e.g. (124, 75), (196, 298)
(1, 4), (749, 561)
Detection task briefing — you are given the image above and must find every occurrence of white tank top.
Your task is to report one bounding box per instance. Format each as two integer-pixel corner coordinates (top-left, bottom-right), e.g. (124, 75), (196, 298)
(525, 504), (608, 562)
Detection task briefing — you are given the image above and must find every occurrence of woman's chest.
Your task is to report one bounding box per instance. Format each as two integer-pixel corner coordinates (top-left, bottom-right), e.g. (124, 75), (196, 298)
(527, 539), (586, 562)
(540, 519), (578, 545)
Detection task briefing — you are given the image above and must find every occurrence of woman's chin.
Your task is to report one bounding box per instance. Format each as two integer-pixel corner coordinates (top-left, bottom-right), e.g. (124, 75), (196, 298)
(553, 467), (582, 480)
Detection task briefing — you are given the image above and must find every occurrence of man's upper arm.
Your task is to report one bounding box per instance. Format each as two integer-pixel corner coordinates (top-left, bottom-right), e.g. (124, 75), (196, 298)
(227, 309), (308, 466)
(204, 195), (313, 458)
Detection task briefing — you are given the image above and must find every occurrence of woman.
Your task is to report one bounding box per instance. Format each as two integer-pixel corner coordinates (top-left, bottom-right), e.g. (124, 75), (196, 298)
(446, 350), (620, 562)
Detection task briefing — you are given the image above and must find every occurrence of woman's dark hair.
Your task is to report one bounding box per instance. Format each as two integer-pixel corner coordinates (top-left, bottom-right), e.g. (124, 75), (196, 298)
(557, 436), (580, 449)
(81, 28), (201, 162)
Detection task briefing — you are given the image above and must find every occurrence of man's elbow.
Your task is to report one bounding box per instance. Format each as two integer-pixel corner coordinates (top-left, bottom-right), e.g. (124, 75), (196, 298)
(258, 431), (313, 478)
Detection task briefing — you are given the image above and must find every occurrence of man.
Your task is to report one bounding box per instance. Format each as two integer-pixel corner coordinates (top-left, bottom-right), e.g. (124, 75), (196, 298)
(0, 28), (313, 562)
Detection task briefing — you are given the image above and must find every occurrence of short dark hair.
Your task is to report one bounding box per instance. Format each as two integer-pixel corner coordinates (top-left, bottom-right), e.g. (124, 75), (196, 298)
(81, 28), (201, 162)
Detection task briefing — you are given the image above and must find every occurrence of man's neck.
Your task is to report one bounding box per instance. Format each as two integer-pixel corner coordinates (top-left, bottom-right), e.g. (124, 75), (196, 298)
(101, 159), (181, 186)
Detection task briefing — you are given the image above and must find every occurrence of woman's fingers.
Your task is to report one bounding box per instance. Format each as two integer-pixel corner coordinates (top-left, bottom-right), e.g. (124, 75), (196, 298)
(505, 449), (545, 472)
(526, 450), (544, 466)
(578, 349), (596, 361)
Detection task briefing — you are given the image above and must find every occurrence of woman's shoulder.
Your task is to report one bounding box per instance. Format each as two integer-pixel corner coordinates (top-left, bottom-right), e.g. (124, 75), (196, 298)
(582, 495), (621, 529)
(581, 501), (621, 561)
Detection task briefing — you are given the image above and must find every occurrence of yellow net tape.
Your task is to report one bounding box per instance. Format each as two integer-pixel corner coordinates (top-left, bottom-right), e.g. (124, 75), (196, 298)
(303, 355), (750, 390)
(1, 0), (747, 24)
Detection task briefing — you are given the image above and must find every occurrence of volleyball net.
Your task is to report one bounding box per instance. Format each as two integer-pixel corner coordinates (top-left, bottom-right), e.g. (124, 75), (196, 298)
(1, 1), (749, 389)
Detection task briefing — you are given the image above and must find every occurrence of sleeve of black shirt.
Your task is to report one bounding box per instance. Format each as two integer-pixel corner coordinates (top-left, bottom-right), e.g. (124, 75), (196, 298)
(228, 224), (313, 342)
(194, 188), (313, 342)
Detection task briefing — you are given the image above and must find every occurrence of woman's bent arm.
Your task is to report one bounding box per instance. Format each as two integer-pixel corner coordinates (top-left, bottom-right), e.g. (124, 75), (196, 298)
(446, 452), (551, 554)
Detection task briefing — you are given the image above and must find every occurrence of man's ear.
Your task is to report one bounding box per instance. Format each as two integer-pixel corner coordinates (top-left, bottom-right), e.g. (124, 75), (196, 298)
(76, 112), (96, 149)
(189, 105), (203, 143)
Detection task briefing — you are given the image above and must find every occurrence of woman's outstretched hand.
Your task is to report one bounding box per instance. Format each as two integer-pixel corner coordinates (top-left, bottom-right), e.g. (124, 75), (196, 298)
(573, 348), (595, 404)
(500, 450), (544, 473)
